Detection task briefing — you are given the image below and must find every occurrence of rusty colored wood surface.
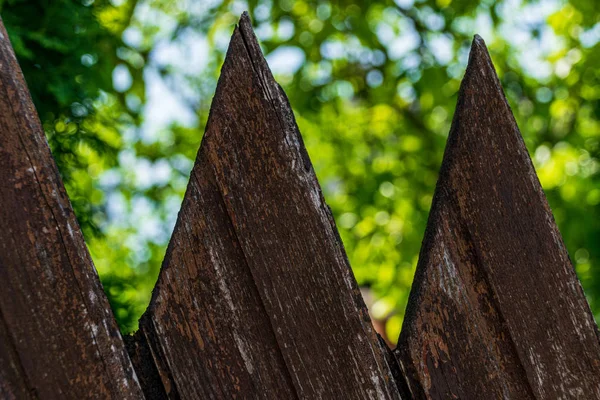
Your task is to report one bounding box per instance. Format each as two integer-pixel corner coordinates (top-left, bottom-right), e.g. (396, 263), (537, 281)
(395, 35), (600, 399)
(0, 18), (143, 399)
(129, 13), (402, 399)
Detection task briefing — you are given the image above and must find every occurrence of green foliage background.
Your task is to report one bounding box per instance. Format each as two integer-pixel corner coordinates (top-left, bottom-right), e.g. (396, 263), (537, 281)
(2, 0), (599, 341)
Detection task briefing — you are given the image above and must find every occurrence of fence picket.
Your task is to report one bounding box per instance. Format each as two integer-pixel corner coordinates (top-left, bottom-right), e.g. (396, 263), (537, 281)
(0, 18), (143, 399)
(127, 12), (402, 399)
(395, 35), (600, 399)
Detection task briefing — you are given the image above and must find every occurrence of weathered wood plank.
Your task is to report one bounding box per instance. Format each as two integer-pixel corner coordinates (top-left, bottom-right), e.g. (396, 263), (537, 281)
(0, 18), (143, 399)
(395, 35), (600, 399)
(130, 13), (402, 399)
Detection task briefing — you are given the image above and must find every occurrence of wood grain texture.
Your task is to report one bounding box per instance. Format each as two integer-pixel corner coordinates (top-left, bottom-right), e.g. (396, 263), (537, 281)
(395, 35), (600, 399)
(130, 13), (401, 399)
(0, 18), (143, 399)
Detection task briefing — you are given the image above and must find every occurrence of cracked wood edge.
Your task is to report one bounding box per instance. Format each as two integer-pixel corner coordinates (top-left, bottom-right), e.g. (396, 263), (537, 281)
(0, 17), (143, 399)
(128, 13), (404, 399)
(394, 35), (600, 399)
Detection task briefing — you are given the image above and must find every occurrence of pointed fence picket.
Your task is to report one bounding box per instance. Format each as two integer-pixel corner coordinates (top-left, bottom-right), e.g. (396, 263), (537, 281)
(394, 35), (600, 399)
(0, 12), (598, 400)
(0, 17), (142, 400)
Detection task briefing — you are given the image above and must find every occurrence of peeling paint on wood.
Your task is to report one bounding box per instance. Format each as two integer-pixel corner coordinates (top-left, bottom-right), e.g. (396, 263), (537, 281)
(0, 17), (143, 399)
(395, 35), (600, 399)
(128, 13), (401, 399)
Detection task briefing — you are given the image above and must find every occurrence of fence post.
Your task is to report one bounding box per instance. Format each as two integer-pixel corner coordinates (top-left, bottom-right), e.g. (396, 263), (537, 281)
(0, 18), (143, 399)
(127, 13), (403, 399)
(395, 35), (600, 399)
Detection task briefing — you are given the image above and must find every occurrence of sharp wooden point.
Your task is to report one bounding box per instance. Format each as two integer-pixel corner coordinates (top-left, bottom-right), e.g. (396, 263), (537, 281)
(239, 11), (251, 28)
(237, 11), (258, 48)
(472, 33), (485, 45)
(456, 32), (508, 137)
(235, 11), (271, 80)
(465, 34), (496, 80)
(238, 11), (257, 45)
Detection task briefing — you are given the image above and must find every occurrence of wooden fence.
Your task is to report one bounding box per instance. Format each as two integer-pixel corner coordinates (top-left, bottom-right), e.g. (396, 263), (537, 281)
(1, 11), (599, 400)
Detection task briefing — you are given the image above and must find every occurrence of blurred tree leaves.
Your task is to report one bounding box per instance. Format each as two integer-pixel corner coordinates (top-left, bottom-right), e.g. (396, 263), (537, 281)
(4, 0), (600, 340)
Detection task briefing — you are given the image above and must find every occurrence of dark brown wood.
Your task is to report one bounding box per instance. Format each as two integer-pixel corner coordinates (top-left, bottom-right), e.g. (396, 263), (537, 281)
(0, 18), (143, 399)
(125, 332), (169, 399)
(395, 35), (600, 399)
(130, 12), (401, 399)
